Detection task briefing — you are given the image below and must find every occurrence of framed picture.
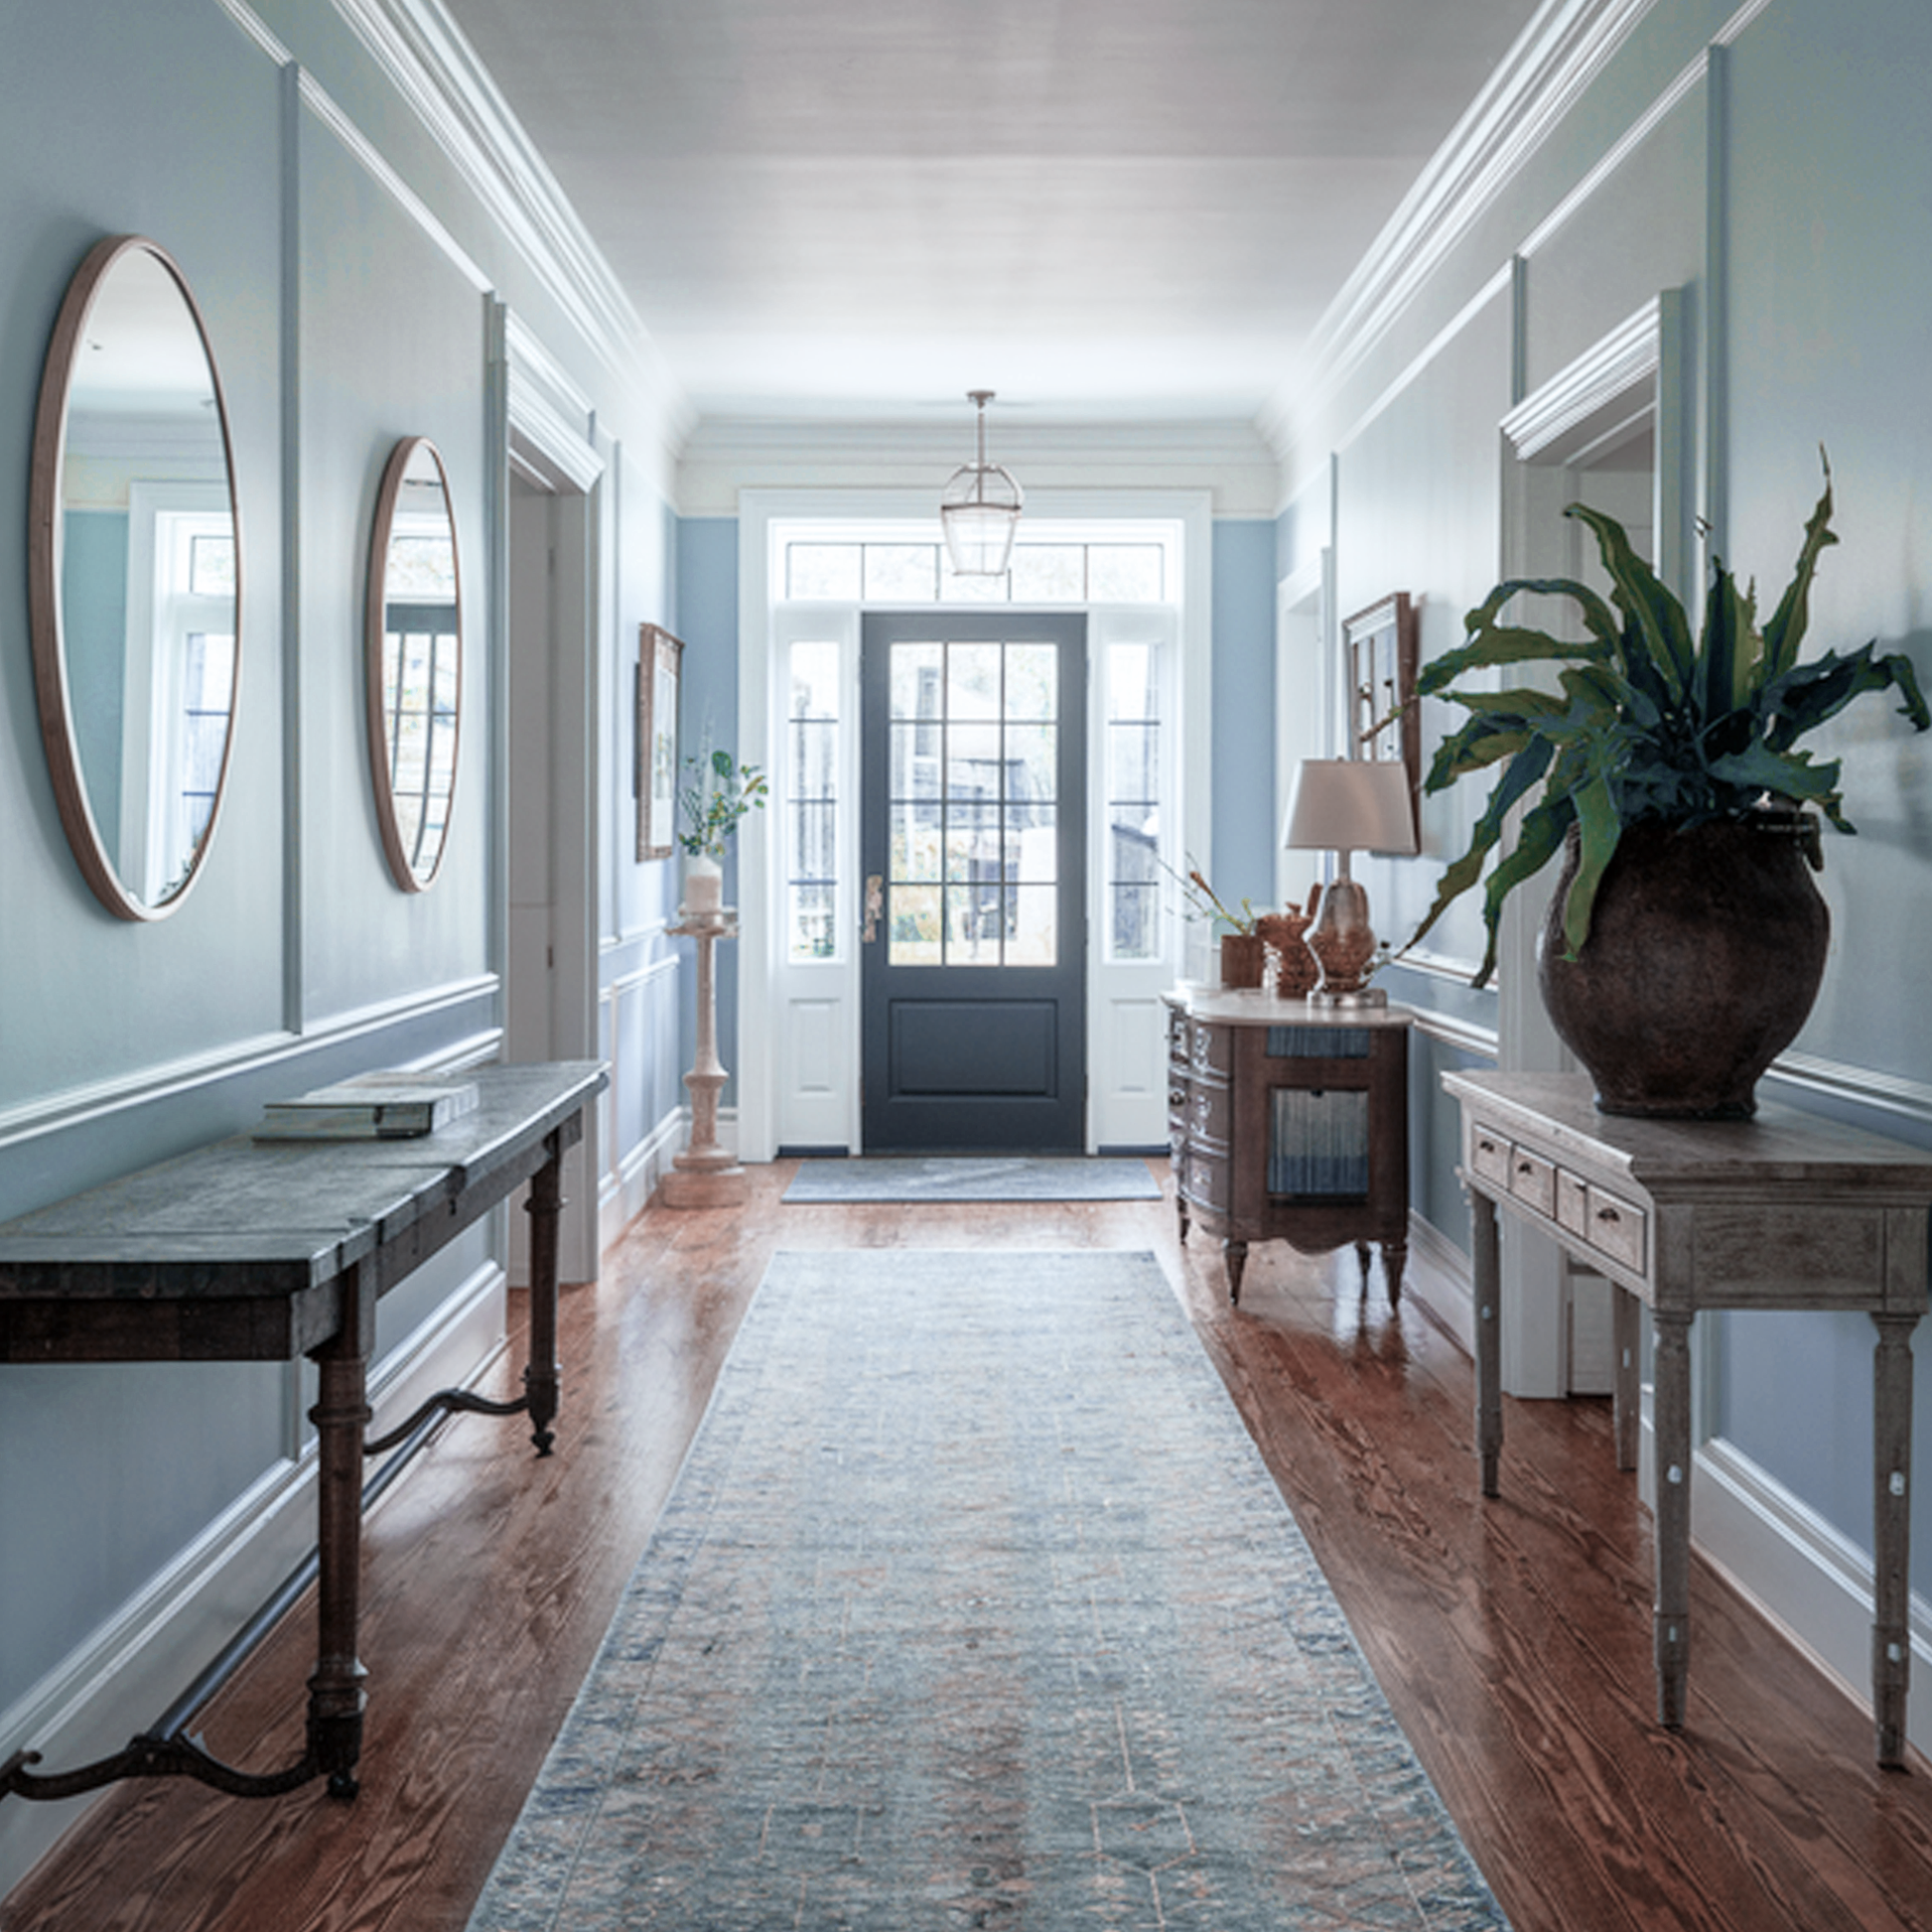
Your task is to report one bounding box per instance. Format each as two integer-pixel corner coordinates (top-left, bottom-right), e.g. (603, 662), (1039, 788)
(1343, 592), (1420, 795)
(636, 623), (683, 860)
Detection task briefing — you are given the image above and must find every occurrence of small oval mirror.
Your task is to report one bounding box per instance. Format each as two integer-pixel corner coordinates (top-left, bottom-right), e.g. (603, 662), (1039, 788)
(29, 236), (241, 919)
(364, 437), (462, 891)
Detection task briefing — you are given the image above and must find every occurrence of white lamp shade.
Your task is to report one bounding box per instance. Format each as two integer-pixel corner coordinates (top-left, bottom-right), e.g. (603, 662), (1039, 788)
(1283, 758), (1418, 856)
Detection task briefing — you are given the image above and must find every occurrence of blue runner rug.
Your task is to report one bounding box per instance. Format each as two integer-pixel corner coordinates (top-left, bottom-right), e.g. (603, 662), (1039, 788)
(782, 1156), (1162, 1203)
(467, 1250), (1510, 1931)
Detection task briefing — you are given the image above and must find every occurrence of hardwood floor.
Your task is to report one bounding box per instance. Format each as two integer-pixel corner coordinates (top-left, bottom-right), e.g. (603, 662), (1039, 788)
(8, 1162), (1932, 1930)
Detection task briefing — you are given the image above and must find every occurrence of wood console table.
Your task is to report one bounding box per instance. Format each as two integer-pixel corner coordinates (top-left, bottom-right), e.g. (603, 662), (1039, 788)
(0, 1058), (606, 1805)
(1445, 1067), (1932, 1765)
(1165, 986), (1410, 1305)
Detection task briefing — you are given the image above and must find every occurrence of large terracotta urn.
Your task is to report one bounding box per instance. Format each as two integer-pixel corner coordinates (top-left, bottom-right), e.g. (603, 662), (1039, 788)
(1537, 812), (1829, 1119)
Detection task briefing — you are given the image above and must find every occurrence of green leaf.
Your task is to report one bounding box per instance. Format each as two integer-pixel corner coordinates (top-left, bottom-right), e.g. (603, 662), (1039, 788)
(1559, 769), (1622, 957)
(1567, 502), (1696, 700)
(1761, 456), (1840, 678)
(1762, 642), (1932, 750)
(1470, 791), (1574, 988)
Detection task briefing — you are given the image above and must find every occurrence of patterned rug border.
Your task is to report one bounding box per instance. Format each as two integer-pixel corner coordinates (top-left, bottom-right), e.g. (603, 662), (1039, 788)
(468, 1249), (1510, 1931)
(782, 1155), (1163, 1203)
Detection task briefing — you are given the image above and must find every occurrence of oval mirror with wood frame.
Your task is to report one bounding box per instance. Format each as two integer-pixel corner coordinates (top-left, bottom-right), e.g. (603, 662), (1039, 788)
(28, 235), (242, 920)
(364, 437), (462, 892)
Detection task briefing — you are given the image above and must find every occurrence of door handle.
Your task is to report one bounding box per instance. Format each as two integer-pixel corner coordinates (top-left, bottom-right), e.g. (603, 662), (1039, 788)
(863, 874), (884, 943)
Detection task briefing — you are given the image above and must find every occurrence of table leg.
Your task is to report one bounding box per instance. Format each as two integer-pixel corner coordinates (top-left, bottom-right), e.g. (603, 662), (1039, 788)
(521, 1129), (565, 1456)
(1223, 1239), (1248, 1306)
(1383, 1237), (1407, 1309)
(308, 1259), (373, 1798)
(1612, 1285), (1641, 1472)
(1651, 1309), (1694, 1729)
(1872, 1312), (1916, 1767)
(1469, 1186), (1501, 1497)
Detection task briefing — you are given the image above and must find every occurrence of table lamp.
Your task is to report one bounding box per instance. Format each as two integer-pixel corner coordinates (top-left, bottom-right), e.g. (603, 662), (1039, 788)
(1282, 758), (1418, 1004)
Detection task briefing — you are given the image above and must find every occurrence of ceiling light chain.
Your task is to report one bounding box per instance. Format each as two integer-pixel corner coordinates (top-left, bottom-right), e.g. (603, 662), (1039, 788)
(939, 389), (1023, 576)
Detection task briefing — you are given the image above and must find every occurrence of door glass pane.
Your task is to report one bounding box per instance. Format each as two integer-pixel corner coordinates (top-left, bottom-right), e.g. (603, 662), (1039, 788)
(890, 720), (941, 800)
(1007, 723), (1056, 808)
(1107, 721), (1157, 802)
(945, 884), (1003, 963)
(947, 642), (1002, 720)
(890, 883), (941, 965)
(892, 800), (942, 882)
(1004, 643), (1056, 719)
(1006, 885), (1057, 965)
(788, 883), (837, 960)
(891, 642), (943, 721)
(944, 803), (1004, 883)
(1108, 640), (1158, 718)
(1012, 809), (1057, 881)
(945, 722), (1003, 802)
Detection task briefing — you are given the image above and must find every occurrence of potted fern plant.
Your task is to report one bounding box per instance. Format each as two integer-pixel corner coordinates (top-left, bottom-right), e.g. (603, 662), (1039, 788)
(1409, 459), (1928, 1117)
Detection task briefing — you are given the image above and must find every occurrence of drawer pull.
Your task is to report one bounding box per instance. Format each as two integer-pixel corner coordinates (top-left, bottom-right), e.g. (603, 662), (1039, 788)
(1477, 1137), (1499, 1154)
(1596, 1206), (1621, 1225)
(1516, 1159), (1535, 1174)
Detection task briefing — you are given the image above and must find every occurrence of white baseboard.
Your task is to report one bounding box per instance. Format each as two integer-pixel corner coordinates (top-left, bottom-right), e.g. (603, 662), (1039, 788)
(0, 1264), (509, 1902)
(1404, 1207), (1477, 1356)
(1693, 1435), (1932, 1761)
(599, 1104), (687, 1250)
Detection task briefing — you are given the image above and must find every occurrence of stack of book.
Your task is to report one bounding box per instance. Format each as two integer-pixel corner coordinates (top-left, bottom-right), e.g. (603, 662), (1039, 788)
(255, 1071), (481, 1141)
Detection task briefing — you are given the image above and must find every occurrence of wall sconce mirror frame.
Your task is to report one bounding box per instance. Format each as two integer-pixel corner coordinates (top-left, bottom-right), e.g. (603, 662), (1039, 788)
(364, 436), (462, 892)
(28, 234), (242, 920)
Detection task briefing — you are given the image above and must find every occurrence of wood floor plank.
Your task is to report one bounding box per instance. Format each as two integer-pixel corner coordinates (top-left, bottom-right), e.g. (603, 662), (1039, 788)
(6, 1163), (1931, 1931)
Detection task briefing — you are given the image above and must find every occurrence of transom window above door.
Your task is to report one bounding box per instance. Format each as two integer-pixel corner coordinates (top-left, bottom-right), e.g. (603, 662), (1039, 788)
(785, 539), (1166, 606)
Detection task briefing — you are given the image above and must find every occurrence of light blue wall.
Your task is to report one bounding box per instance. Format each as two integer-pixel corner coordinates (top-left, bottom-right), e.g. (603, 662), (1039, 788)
(0, 2), (682, 1892)
(1210, 519), (1278, 917)
(1278, 0), (1932, 1629)
(674, 516), (741, 1101)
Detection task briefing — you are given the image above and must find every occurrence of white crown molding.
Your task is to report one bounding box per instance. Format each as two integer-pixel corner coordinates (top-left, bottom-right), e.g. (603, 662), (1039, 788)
(505, 313), (606, 493)
(1501, 294), (1661, 460)
(330, 0), (695, 443)
(678, 418), (1281, 519)
(1261, 0), (1662, 448)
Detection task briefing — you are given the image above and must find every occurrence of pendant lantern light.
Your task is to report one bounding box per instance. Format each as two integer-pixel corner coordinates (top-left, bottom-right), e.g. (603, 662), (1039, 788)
(939, 389), (1023, 576)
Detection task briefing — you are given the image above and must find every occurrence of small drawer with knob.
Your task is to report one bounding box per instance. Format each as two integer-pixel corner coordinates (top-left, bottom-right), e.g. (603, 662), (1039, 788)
(1508, 1149), (1556, 1217)
(1586, 1183), (1646, 1272)
(1469, 1124), (1512, 1188)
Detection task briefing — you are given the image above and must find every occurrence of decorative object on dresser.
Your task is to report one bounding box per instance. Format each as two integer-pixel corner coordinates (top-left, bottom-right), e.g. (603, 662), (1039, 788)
(1165, 856), (1265, 987)
(1255, 897), (1318, 998)
(29, 235), (241, 920)
(1408, 460), (1928, 1116)
(1165, 984), (1409, 1307)
(1445, 1067), (1932, 1766)
(1282, 758), (1418, 1004)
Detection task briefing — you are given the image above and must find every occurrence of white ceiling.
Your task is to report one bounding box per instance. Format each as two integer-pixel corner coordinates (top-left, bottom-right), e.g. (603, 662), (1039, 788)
(438, 0), (1549, 427)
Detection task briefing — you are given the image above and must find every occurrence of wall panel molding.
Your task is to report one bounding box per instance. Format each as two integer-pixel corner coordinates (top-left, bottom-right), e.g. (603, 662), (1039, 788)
(1266, 0), (1663, 443)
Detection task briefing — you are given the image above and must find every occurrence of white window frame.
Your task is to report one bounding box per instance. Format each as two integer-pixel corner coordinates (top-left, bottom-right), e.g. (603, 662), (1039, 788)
(737, 487), (1212, 1161)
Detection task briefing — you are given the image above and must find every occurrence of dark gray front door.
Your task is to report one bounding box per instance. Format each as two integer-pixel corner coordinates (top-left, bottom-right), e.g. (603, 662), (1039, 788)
(861, 612), (1086, 1152)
